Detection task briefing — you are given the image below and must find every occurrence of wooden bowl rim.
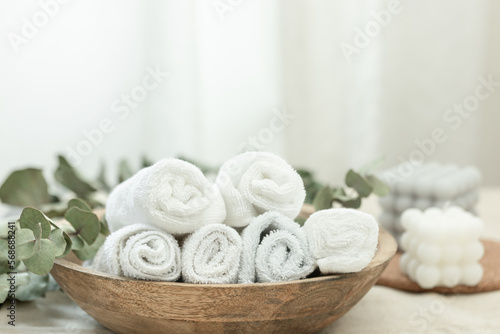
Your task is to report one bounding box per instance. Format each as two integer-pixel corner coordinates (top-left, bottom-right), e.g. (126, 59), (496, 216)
(54, 228), (397, 289)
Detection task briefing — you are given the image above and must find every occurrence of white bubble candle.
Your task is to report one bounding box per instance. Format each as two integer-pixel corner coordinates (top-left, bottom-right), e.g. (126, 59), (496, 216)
(399, 206), (484, 289)
(378, 163), (482, 245)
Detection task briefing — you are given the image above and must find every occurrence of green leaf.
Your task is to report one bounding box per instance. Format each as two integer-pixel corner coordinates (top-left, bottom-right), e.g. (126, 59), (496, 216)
(0, 239), (9, 275)
(54, 155), (96, 198)
(118, 159), (134, 183)
(313, 186), (333, 211)
(15, 228), (39, 260)
(61, 231), (73, 257)
(73, 233), (106, 261)
(297, 169), (313, 180)
(305, 182), (323, 204)
(18, 207), (52, 238)
(0, 219), (12, 239)
(70, 235), (85, 251)
(0, 168), (51, 207)
(48, 229), (67, 257)
(100, 218), (110, 236)
(366, 174), (390, 197)
(338, 196), (362, 209)
(22, 239), (56, 276)
(345, 170), (373, 198)
(294, 216), (306, 226)
(296, 169), (326, 204)
(64, 207), (100, 245)
(16, 272), (49, 302)
(332, 187), (352, 202)
(58, 223), (84, 251)
(0, 273), (8, 303)
(142, 155), (153, 168)
(67, 198), (92, 212)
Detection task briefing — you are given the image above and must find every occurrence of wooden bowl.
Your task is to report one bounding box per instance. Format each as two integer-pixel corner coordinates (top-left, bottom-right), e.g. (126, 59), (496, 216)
(50, 228), (397, 334)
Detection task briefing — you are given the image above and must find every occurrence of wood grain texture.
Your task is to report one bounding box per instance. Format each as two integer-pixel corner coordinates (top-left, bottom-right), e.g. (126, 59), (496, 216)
(377, 239), (500, 294)
(51, 229), (396, 334)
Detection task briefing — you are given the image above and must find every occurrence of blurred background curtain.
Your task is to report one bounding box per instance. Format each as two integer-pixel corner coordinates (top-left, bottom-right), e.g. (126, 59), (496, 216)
(1, 0), (499, 187)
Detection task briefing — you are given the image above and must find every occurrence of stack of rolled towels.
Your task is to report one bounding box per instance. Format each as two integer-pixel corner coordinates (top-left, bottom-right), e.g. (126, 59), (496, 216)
(88, 152), (379, 283)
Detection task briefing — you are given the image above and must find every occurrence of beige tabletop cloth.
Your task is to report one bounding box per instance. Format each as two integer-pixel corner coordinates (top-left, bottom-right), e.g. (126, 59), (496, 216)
(1, 188), (499, 334)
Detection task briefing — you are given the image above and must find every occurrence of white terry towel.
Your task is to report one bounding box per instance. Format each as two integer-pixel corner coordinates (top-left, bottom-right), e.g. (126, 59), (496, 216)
(86, 246), (108, 273)
(238, 211), (315, 283)
(182, 224), (242, 284)
(91, 224), (181, 281)
(106, 158), (226, 235)
(215, 152), (306, 228)
(302, 208), (379, 274)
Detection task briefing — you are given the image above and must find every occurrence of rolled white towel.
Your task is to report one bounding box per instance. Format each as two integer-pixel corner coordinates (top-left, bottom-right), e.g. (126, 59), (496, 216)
(92, 224), (181, 281)
(216, 152), (305, 227)
(106, 158), (226, 235)
(302, 208), (379, 274)
(239, 211), (315, 283)
(182, 224), (242, 284)
(86, 246), (109, 273)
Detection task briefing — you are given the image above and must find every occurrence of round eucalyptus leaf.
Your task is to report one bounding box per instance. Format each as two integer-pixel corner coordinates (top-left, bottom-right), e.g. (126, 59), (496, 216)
(22, 239), (56, 276)
(48, 228), (67, 257)
(70, 235), (85, 251)
(64, 207), (100, 245)
(19, 207), (52, 238)
(60, 231), (73, 257)
(0, 168), (51, 207)
(345, 170), (373, 198)
(73, 233), (105, 261)
(15, 228), (39, 260)
(67, 198), (92, 212)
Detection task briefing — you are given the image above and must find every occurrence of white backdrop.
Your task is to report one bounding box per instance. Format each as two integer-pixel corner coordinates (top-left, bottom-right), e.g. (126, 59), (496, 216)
(1, 0), (499, 188)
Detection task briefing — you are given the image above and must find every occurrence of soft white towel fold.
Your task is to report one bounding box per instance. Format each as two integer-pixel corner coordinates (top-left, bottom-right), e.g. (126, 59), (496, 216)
(91, 224), (181, 281)
(182, 224), (242, 284)
(302, 208), (379, 274)
(238, 211), (315, 283)
(106, 158), (226, 235)
(216, 152), (306, 227)
(86, 246), (109, 273)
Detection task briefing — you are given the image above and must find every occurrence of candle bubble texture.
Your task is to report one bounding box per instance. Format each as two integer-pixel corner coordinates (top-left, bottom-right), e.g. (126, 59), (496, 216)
(377, 162), (481, 245)
(399, 206), (484, 289)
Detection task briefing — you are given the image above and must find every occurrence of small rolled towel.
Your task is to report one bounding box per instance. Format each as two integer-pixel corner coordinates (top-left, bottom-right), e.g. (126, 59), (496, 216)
(302, 208), (379, 274)
(239, 211), (315, 283)
(182, 224), (242, 284)
(91, 224), (181, 281)
(87, 246), (109, 273)
(106, 158), (226, 235)
(216, 152), (306, 227)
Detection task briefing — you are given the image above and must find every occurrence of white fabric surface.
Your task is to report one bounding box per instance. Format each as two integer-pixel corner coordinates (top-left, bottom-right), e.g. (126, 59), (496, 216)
(216, 152), (306, 228)
(1, 188), (499, 333)
(181, 224), (242, 284)
(106, 158), (226, 235)
(303, 208), (379, 274)
(238, 211), (315, 283)
(94, 224), (181, 281)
